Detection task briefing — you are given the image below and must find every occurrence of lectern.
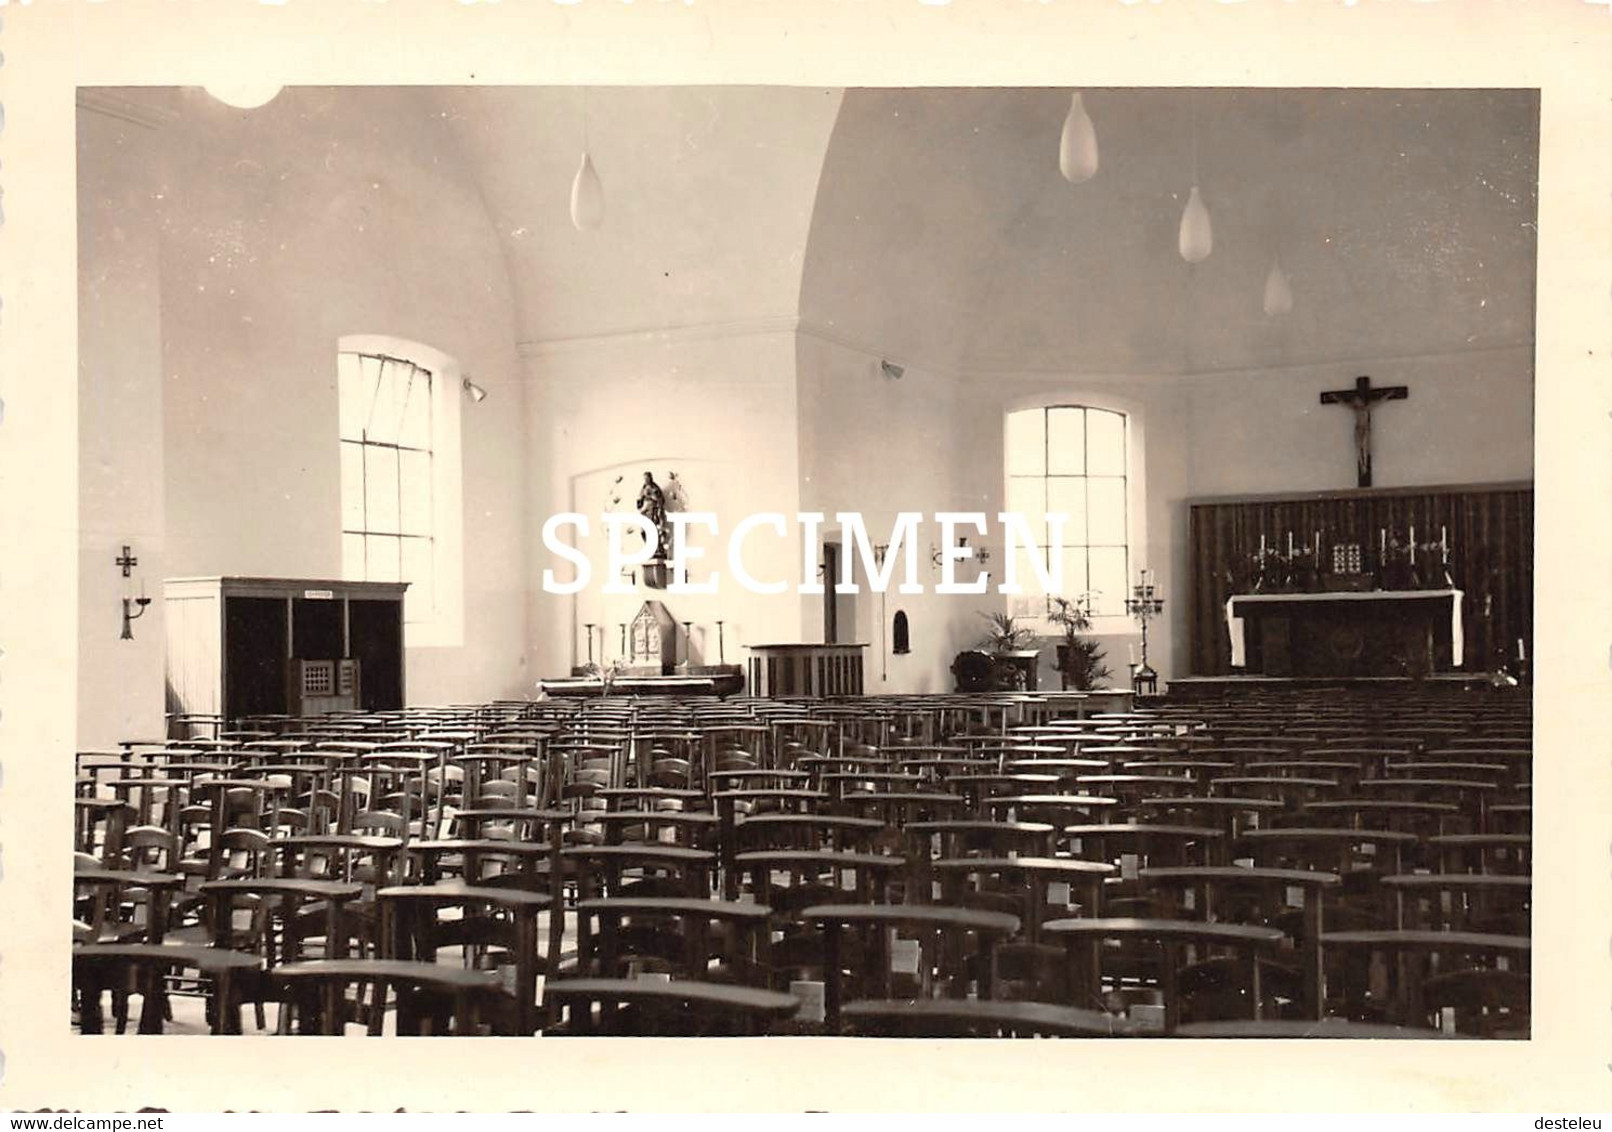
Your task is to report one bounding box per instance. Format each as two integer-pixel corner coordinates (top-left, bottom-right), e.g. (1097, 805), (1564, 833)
(746, 643), (867, 697)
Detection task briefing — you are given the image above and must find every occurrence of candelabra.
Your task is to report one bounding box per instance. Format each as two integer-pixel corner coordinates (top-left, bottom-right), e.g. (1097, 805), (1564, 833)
(121, 595), (152, 640)
(1125, 569), (1165, 696)
(929, 537), (991, 570)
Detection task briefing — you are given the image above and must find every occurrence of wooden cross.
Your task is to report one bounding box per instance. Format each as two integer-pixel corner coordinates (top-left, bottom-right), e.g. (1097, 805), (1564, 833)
(115, 545), (139, 578)
(1320, 375), (1408, 488)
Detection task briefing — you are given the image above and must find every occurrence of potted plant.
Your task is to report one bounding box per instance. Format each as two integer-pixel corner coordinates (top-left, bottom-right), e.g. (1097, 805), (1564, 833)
(1047, 594), (1112, 691)
(978, 611), (1037, 654)
(976, 612), (1039, 691)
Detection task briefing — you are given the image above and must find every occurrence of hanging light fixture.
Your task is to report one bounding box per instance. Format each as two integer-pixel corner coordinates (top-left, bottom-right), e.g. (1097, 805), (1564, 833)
(1179, 187), (1212, 263)
(1178, 96), (1212, 263)
(1260, 99), (1294, 317)
(203, 81), (283, 110)
(1058, 91), (1099, 184)
(1263, 254), (1294, 316)
(569, 90), (604, 231)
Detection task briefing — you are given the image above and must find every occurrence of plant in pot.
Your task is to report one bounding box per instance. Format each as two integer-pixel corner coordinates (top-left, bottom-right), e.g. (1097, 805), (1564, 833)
(1047, 594), (1112, 691)
(976, 611), (1038, 691)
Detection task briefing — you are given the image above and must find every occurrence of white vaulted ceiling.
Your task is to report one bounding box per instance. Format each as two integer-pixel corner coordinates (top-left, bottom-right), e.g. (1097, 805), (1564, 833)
(435, 85), (1534, 375)
(798, 87), (1538, 375)
(434, 86), (844, 347)
(118, 84), (1538, 376)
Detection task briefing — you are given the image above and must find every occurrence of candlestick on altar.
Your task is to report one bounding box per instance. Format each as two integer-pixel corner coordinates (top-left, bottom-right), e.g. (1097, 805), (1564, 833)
(583, 622), (597, 664)
(619, 623), (628, 657)
(715, 620), (726, 664)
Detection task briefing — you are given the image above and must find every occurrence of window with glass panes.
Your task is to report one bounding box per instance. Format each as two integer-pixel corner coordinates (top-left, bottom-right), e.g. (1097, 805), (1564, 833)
(339, 352), (435, 625)
(1005, 405), (1129, 619)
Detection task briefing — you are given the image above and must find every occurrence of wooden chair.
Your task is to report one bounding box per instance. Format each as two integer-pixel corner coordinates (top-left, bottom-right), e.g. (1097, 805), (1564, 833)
(575, 895), (772, 988)
(378, 882), (555, 1034)
(200, 876), (366, 1035)
(1212, 776), (1341, 807)
(734, 812), (886, 855)
(1174, 1017), (1446, 1039)
(1321, 929), (1530, 1034)
(930, 856), (1115, 1003)
(907, 819), (1058, 861)
(1137, 866), (1342, 1020)
(801, 903), (1021, 1033)
(1302, 798), (1462, 838)
(1427, 833), (1531, 875)
(1043, 917), (1289, 1033)
(543, 977), (800, 1036)
(1382, 872), (1531, 936)
(985, 794), (1119, 827)
(273, 958), (506, 1035)
(840, 997), (1136, 1038)
(73, 944), (260, 1035)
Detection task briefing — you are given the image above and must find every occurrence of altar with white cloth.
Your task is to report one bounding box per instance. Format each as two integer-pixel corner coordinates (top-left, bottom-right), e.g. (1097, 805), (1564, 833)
(1225, 589), (1465, 677)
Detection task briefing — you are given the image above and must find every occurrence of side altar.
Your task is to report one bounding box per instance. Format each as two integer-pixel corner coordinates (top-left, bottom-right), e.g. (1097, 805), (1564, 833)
(543, 598), (745, 698)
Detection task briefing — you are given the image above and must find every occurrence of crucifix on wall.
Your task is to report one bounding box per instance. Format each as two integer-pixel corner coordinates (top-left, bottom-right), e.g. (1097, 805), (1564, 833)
(1320, 375), (1409, 488)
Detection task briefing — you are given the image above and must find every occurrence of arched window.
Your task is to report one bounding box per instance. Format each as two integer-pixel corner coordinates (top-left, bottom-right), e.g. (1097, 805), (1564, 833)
(338, 335), (464, 647)
(1005, 404), (1130, 619)
(891, 610), (911, 655)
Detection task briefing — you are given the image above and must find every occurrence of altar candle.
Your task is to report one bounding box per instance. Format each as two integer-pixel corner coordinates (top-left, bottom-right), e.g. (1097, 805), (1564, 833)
(1441, 526), (1448, 554)
(1314, 531), (1321, 559)
(1259, 534), (1266, 556)
(1380, 529), (1386, 559)
(1287, 531), (1294, 557)
(1409, 525), (1416, 564)
(1517, 638), (1526, 662)
(1129, 644), (1136, 665)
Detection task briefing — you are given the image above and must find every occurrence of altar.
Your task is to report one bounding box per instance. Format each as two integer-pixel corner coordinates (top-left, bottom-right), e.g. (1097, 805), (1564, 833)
(1225, 589), (1464, 677)
(540, 669), (744, 698)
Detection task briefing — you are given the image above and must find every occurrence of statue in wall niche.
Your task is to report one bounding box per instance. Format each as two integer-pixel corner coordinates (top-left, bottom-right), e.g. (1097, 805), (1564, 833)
(636, 472), (672, 562)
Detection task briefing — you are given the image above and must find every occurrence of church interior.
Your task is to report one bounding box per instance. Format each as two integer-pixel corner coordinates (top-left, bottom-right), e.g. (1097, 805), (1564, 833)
(72, 85), (1536, 1038)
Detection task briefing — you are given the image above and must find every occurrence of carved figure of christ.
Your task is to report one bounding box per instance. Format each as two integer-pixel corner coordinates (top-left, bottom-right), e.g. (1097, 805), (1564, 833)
(1319, 375), (1409, 488)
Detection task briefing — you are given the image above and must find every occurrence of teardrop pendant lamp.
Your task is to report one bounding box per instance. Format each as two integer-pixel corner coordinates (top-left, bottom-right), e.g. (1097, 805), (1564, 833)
(1058, 91), (1099, 184)
(1260, 100), (1295, 316)
(1178, 97), (1213, 263)
(1263, 254), (1294, 316)
(570, 90), (604, 231)
(204, 81), (283, 110)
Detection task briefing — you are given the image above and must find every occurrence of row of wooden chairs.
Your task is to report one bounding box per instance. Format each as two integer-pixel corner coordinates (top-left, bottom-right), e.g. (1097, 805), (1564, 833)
(74, 688), (1530, 1037)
